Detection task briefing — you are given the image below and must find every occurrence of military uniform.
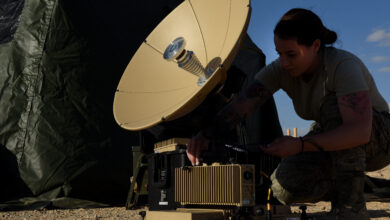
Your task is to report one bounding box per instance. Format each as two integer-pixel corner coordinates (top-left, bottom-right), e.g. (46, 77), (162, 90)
(271, 92), (390, 219)
(255, 47), (390, 219)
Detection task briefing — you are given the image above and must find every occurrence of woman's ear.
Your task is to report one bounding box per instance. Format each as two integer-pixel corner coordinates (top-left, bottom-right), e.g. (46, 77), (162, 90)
(313, 39), (321, 53)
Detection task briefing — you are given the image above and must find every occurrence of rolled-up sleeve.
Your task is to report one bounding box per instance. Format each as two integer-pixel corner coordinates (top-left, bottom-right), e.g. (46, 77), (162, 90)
(333, 59), (368, 97)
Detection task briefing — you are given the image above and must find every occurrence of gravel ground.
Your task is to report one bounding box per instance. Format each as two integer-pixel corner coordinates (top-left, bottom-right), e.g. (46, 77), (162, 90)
(1, 165), (389, 220)
(0, 207), (144, 220)
(1, 202), (389, 220)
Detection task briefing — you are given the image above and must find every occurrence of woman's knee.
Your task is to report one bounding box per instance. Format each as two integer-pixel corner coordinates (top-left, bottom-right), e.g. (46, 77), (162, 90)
(270, 153), (333, 204)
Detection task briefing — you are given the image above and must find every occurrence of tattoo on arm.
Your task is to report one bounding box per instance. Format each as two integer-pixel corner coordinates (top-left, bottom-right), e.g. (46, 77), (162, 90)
(339, 92), (370, 115)
(341, 93), (359, 109)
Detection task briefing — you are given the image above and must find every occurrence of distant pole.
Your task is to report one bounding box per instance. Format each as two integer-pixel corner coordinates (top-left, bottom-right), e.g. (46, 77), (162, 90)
(293, 128), (298, 137)
(286, 128), (291, 136)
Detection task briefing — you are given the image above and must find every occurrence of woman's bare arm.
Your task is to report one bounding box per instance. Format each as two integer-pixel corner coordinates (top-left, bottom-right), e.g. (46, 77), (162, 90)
(261, 90), (372, 158)
(202, 81), (273, 138)
(303, 90), (372, 151)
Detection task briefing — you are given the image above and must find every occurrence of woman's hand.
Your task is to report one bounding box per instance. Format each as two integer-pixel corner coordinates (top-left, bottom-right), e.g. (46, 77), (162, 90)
(260, 136), (301, 158)
(186, 132), (210, 165)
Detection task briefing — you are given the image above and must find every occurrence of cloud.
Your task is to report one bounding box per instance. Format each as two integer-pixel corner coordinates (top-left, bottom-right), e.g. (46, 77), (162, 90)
(371, 56), (388, 63)
(378, 67), (390, 72)
(366, 29), (390, 46)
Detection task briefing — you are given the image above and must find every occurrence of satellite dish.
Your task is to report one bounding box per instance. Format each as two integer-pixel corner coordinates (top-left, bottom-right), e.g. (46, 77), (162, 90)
(113, 0), (251, 131)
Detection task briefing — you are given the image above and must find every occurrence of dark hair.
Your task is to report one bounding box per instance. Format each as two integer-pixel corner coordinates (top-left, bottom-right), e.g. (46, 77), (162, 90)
(274, 8), (337, 47)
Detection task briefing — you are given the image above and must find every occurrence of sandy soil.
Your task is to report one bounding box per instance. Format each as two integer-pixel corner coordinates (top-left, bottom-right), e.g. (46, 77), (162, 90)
(1, 165), (389, 220)
(366, 164), (390, 179)
(0, 202), (389, 220)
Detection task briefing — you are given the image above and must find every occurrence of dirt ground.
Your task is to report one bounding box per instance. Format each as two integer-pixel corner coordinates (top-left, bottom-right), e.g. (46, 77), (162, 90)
(1, 165), (389, 220)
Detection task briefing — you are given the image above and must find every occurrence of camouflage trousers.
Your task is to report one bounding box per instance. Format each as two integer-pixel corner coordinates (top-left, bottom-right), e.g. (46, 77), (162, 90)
(270, 93), (390, 219)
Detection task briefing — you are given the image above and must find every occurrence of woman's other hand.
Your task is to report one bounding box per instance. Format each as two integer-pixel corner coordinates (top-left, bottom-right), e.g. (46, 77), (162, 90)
(186, 132), (210, 165)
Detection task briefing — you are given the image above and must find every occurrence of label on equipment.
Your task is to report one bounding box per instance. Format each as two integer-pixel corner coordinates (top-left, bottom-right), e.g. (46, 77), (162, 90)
(159, 201), (168, 205)
(242, 198), (250, 205)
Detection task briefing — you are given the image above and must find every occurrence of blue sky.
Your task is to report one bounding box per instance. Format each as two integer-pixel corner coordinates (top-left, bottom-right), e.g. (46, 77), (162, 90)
(247, 0), (390, 135)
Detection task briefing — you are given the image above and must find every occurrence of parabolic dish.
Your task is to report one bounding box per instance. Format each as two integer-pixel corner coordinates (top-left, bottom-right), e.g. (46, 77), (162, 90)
(113, 0), (251, 130)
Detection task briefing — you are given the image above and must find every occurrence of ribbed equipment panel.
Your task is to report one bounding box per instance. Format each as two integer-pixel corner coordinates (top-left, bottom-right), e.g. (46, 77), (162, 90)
(175, 164), (254, 206)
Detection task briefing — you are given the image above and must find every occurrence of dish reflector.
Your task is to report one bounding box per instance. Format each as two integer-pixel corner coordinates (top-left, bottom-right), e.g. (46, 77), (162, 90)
(114, 0), (251, 130)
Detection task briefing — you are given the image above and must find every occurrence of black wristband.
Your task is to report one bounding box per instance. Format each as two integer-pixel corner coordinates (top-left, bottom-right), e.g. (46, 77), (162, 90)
(302, 137), (325, 152)
(299, 136), (304, 153)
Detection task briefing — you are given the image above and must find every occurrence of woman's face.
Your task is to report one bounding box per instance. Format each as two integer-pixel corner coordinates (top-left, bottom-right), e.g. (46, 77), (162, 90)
(274, 35), (320, 77)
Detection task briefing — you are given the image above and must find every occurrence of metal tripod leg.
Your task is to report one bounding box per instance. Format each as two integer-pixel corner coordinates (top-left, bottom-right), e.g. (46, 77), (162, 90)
(126, 146), (148, 209)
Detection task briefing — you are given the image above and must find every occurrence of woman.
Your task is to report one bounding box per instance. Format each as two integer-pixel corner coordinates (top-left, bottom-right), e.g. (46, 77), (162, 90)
(187, 8), (390, 219)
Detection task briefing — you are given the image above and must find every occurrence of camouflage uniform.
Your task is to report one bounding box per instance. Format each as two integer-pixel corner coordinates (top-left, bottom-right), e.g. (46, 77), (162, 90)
(270, 92), (390, 220)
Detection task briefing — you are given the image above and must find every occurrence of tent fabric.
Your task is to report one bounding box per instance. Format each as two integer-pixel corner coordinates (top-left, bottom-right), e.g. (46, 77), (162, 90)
(0, 0), (132, 206)
(0, 0), (24, 44)
(0, 0), (283, 209)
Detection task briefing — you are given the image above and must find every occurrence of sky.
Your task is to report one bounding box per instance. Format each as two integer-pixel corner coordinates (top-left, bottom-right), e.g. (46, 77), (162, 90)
(246, 0), (390, 136)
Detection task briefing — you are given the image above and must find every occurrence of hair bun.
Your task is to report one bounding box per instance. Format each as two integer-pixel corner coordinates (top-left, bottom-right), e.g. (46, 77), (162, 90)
(322, 28), (337, 45)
